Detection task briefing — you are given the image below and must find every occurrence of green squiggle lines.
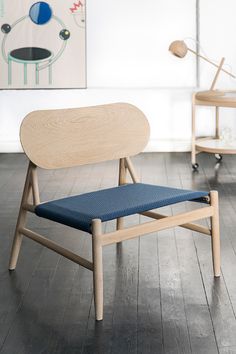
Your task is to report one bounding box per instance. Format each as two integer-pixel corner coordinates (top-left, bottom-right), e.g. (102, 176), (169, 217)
(0, 0), (4, 17)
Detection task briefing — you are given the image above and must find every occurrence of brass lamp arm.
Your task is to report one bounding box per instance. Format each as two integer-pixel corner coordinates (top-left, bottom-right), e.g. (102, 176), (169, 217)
(188, 48), (236, 79)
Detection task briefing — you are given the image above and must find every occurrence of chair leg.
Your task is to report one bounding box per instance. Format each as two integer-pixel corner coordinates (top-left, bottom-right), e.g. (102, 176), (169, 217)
(116, 217), (124, 248)
(9, 162), (33, 270)
(116, 158), (126, 245)
(210, 191), (220, 277)
(92, 219), (103, 321)
(116, 217), (124, 230)
(9, 208), (27, 270)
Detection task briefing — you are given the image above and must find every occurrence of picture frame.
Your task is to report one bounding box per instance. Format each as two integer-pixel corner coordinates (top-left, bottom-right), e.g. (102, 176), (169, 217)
(0, 0), (86, 89)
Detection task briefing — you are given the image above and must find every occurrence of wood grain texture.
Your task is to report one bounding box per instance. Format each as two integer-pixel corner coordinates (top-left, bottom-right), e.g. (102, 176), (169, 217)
(20, 103), (150, 169)
(19, 227), (93, 271)
(8, 161), (34, 270)
(101, 206), (214, 246)
(92, 219), (103, 321)
(140, 210), (211, 235)
(210, 190), (221, 277)
(116, 158), (126, 231)
(195, 90), (236, 107)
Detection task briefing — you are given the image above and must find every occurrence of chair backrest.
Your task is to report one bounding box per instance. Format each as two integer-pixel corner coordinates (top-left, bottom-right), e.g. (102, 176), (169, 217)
(20, 102), (150, 169)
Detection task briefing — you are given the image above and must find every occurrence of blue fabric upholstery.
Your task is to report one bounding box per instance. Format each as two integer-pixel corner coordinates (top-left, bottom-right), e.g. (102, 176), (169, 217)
(35, 183), (208, 234)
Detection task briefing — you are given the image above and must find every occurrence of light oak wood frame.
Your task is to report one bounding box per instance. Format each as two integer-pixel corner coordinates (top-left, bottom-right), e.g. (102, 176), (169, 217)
(10, 104), (221, 321)
(9, 157), (220, 321)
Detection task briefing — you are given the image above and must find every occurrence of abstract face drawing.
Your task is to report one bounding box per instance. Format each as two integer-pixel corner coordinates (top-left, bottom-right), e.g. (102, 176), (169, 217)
(1, 1), (71, 85)
(70, 1), (85, 29)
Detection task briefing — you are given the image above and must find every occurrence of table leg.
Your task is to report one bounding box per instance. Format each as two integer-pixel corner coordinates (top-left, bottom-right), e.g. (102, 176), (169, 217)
(215, 107), (220, 139)
(191, 94), (197, 165)
(35, 63), (39, 85)
(24, 63), (27, 85)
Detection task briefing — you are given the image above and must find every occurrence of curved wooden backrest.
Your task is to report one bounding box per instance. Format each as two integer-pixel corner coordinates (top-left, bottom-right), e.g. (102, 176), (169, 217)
(20, 103), (150, 169)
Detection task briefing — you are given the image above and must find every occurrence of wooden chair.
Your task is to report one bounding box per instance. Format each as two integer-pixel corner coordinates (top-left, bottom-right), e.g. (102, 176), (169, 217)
(9, 103), (220, 321)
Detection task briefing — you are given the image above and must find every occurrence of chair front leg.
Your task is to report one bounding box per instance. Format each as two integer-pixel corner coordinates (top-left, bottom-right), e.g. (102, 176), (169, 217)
(210, 190), (220, 277)
(92, 219), (103, 321)
(9, 208), (27, 270)
(9, 162), (33, 270)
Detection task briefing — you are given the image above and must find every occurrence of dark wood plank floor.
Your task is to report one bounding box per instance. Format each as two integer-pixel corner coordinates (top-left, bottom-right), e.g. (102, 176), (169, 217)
(1, 152), (236, 354)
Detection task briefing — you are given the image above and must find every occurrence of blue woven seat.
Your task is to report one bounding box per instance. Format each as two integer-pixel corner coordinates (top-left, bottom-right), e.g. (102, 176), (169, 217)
(35, 183), (208, 233)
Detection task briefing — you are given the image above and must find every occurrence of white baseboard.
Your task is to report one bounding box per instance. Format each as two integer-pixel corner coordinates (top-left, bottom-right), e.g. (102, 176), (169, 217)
(0, 140), (23, 153)
(0, 138), (191, 153)
(145, 139), (191, 152)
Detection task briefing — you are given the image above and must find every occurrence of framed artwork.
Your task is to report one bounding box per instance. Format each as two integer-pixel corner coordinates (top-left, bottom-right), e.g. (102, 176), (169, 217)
(0, 0), (86, 89)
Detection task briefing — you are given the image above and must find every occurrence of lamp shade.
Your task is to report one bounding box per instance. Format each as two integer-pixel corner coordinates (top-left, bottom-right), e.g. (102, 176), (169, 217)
(169, 40), (188, 58)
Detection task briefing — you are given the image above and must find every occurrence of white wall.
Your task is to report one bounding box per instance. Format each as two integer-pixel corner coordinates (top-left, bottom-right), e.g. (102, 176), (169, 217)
(0, 0), (197, 152)
(1, 0), (236, 153)
(87, 0), (196, 88)
(198, 0), (236, 139)
(0, 88), (194, 152)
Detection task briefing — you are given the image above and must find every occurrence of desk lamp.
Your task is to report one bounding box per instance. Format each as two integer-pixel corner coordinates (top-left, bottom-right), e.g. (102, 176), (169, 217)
(169, 40), (235, 90)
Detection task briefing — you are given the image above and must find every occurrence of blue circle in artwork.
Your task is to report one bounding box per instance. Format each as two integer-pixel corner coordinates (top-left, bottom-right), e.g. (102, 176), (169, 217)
(29, 2), (52, 25)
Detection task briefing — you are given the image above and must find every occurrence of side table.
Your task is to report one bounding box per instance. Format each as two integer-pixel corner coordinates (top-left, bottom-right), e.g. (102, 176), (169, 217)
(192, 90), (236, 170)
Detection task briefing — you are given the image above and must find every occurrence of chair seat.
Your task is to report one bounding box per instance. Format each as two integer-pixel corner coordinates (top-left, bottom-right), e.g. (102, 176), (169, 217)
(35, 183), (208, 233)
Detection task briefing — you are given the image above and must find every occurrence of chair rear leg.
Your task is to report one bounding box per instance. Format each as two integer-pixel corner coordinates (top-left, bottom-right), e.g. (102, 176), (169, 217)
(92, 219), (103, 321)
(116, 217), (124, 230)
(116, 158), (126, 245)
(210, 191), (220, 277)
(116, 217), (124, 249)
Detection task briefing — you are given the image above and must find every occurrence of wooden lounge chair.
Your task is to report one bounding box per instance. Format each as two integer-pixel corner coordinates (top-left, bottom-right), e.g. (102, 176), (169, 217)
(9, 103), (220, 321)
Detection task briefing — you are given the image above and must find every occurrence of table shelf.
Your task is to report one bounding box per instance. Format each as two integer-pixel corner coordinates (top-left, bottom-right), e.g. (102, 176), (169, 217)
(196, 138), (236, 154)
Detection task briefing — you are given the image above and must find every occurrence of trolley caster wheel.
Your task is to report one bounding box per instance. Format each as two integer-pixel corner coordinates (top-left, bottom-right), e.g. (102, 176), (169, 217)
(215, 153), (222, 162)
(192, 163), (199, 171)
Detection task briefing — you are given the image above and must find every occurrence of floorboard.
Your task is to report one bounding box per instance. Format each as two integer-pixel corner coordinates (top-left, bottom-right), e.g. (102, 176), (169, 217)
(1, 152), (236, 353)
